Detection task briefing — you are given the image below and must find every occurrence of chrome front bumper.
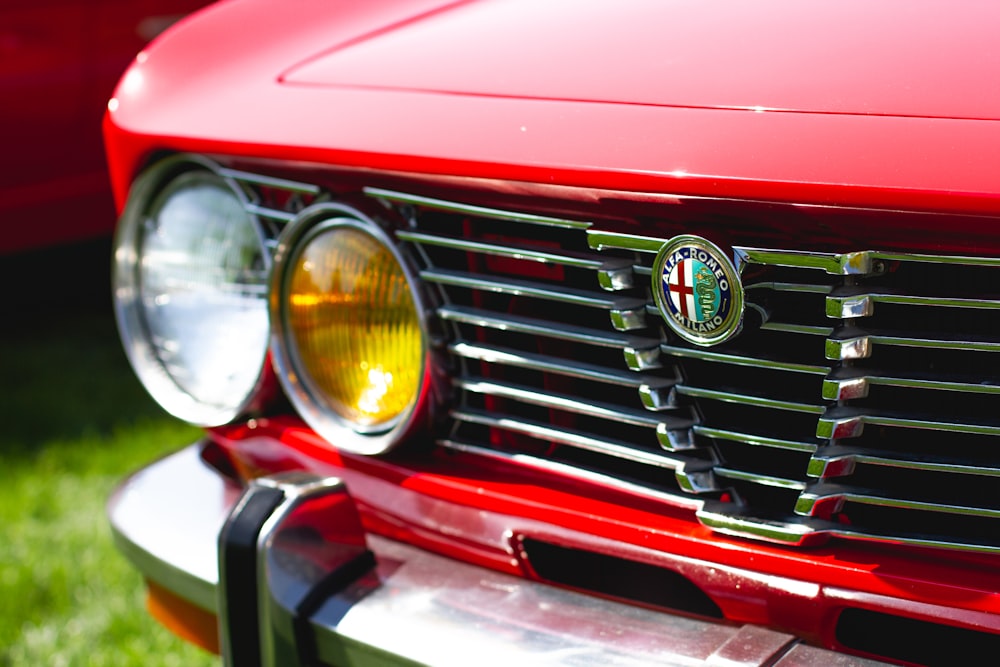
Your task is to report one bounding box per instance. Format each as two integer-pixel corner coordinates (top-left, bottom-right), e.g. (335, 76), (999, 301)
(109, 444), (888, 667)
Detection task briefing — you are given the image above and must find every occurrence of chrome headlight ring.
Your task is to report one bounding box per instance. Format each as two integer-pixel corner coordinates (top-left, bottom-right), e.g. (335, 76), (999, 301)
(269, 203), (434, 456)
(113, 155), (273, 426)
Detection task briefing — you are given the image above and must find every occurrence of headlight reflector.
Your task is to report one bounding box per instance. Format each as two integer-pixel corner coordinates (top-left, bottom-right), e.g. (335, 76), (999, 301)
(114, 162), (270, 425)
(272, 208), (427, 453)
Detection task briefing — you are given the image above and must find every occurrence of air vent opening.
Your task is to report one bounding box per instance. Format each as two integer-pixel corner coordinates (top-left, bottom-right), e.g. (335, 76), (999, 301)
(519, 538), (723, 619)
(836, 608), (1000, 666)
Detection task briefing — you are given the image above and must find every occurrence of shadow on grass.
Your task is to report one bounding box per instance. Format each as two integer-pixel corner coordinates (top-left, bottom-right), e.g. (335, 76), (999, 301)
(0, 238), (168, 454)
(0, 239), (214, 666)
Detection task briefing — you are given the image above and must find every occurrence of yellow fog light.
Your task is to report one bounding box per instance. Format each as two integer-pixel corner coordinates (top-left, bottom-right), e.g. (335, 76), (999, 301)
(271, 206), (428, 454)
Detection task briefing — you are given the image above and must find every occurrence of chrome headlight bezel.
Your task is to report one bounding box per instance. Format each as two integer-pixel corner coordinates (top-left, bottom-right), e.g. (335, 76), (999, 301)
(112, 155), (274, 426)
(269, 203), (433, 455)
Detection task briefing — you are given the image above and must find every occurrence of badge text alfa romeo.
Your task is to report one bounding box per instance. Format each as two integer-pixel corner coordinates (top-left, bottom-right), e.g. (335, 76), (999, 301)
(652, 235), (744, 346)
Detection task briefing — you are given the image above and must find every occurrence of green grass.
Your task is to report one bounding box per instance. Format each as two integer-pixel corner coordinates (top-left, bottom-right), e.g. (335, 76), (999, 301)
(0, 241), (218, 666)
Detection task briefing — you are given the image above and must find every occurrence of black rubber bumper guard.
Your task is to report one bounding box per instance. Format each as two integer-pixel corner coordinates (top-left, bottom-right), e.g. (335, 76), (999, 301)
(218, 473), (376, 667)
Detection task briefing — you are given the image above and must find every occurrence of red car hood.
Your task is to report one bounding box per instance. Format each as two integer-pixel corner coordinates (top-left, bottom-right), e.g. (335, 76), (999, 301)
(106, 0), (1000, 217)
(283, 0), (1000, 121)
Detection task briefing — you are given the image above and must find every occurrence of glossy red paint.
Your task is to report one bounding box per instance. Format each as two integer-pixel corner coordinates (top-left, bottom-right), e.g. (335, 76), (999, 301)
(106, 0), (1000, 222)
(0, 0), (209, 254)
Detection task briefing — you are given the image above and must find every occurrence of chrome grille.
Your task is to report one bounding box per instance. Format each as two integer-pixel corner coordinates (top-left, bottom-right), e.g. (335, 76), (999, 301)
(218, 165), (1000, 554)
(368, 187), (1000, 554)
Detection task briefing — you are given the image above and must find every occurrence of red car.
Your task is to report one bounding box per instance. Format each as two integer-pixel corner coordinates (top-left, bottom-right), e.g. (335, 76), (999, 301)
(106, 1), (1000, 665)
(0, 0), (208, 254)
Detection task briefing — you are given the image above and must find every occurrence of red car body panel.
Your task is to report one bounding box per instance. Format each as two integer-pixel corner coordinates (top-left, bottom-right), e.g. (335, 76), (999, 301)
(103, 0), (1000, 662)
(0, 0), (208, 254)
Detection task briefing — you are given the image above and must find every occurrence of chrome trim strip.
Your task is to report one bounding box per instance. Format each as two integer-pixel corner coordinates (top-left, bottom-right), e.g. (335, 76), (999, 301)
(661, 345), (829, 375)
(421, 268), (645, 310)
(714, 467), (807, 491)
(760, 322), (834, 336)
(365, 187), (591, 229)
(676, 385), (827, 414)
(827, 290), (1000, 318)
(449, 342), (671, 388)
(245, 203), (297, 222)
(824, 371), (1000, 398)
(693, 426), (819, 453)
(456, 378), (680, 429)
(701, 506), (1000, 553)
(218, 168), (322, 194)
(439, 439), (704, 511)
(396, 230), (609, 270)
(808, 448), (1000, 478)
(870, 251), (1000, 267)
(587, 230), (666, 253)
(737, 248), (877, 275)
(745, 282), (834, 295)
(795, 486), (1000, 519)
(452, 409), (690, 469)
(867, 374), (1000, 394)
(695, 509), (818, 544)
(598, 267), (636, 291)
(868, 332), (1000, 353)
(438, 305), (660, 350)
(828, 332), (1000, 358)
(817, 410), (1000, 438)
(610, 308), (647, 331)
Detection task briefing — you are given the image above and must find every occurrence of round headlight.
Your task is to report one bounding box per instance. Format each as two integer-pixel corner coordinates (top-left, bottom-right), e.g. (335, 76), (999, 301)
(114, 159), (271, 425)
(271, 205), (428, 454)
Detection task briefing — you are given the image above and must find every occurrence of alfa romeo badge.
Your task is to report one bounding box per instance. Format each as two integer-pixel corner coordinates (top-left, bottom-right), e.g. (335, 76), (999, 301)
(652, 235), (744, 346)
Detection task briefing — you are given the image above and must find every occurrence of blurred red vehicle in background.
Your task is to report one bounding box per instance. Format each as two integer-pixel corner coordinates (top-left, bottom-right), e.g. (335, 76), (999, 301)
(0, 0), (209, 254)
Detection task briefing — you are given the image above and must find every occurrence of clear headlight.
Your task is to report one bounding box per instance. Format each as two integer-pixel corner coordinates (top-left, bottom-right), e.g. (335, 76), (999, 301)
(270, 205), (429, 455)
(113, 158), (271, 425)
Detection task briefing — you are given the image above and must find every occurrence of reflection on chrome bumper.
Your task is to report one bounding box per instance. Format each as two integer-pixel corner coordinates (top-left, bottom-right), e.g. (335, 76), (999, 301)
(108, 444), (888, 667)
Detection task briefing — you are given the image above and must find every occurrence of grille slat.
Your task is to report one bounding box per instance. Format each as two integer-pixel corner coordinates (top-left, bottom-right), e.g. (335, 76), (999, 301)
(366, 186), (591, 228)
(661, 344), (829, 375)
(693, 426), (819, 454)
(866, 332), (1000, 353)
(456, 378), (676, 429)
(808, 445), (1000, 477)
(715, 467), (807, 491)
(438, 305), (660, 351)
(796, 483), (1000, 520)
(760, 322), (834, 336)
(677, 386), (827, 415)
(827, 289), (1000, 316)
(819, 409), (1000, 438)
(827, 369), (1000, 397)
(395, 230), (614, 270)
(451, 409), (693, 470)
(421, 268), (645, 310)
(449, 342), (671, 388)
